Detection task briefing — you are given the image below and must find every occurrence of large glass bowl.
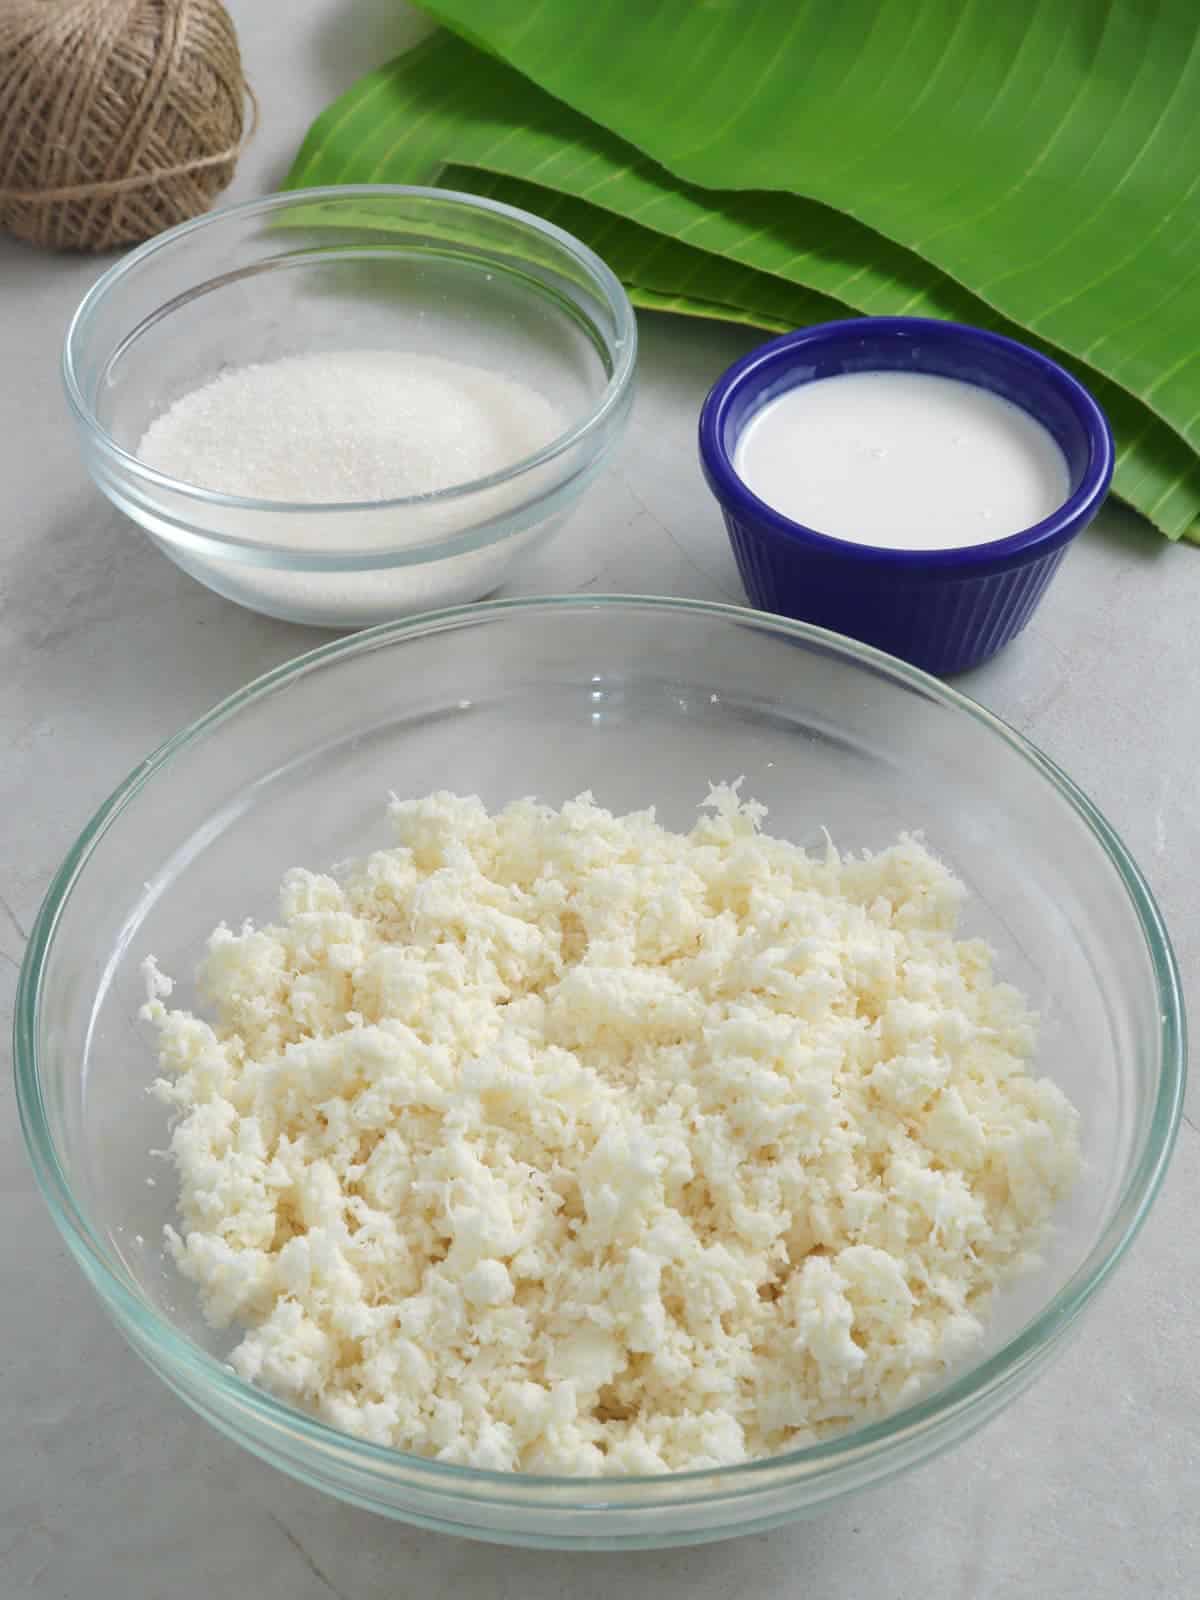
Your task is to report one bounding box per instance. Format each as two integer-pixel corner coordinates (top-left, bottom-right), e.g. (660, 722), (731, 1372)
(15, 597), (1184, 1549)
(63, 187), (636, 628)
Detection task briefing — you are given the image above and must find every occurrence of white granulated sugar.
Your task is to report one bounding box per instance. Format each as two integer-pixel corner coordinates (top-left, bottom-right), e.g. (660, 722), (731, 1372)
(144, 786), (1080, 1476)
(136, 350), (563, 503)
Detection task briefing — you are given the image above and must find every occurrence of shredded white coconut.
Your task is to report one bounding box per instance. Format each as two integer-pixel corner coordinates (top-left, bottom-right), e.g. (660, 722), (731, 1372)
(144, 786), (1080, 1476)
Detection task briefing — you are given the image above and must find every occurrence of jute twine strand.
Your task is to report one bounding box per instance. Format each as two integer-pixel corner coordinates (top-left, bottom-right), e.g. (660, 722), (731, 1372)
(0, 0), (253, 251)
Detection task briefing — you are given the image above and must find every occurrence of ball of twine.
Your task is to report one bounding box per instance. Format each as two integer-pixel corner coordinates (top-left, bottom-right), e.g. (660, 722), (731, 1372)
(0, 0), (253, 252)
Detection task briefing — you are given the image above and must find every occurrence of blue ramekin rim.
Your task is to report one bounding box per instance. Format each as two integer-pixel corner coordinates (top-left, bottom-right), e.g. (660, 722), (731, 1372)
(698, 317), (1115, 574)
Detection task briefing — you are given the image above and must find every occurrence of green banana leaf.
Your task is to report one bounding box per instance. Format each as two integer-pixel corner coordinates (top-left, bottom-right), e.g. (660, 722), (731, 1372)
(418, 0), (1200, 467)
(446, 165), (1200, 541)
(287, 30), (1200, 539)
(440, 166), (847, 331)
(627, 286), (793, 336)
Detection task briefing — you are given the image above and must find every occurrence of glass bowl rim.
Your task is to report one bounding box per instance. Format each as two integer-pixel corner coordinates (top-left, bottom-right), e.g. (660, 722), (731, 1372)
(698, 317), (1115, 572)
(14, 594), (1185, 1505)
(62, 184), (638, 524)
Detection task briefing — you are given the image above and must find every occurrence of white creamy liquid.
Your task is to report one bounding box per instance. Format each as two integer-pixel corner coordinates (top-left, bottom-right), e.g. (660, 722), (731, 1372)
(733, 371), (1071, 550)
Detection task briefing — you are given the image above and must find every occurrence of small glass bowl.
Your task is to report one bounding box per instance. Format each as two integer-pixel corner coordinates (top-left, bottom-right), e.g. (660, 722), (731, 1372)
(699, 318), (1114, 675)
(15, 597), (1184, 1548)
(63, 186), (637, 629)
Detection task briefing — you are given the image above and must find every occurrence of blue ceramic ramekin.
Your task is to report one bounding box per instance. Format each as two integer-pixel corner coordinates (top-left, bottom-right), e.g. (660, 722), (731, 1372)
(699, 318), (1114, 675)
